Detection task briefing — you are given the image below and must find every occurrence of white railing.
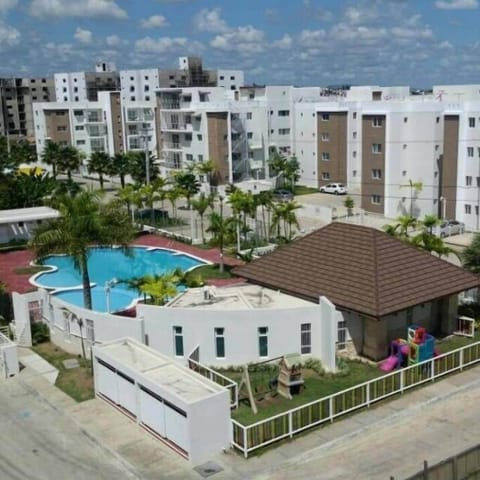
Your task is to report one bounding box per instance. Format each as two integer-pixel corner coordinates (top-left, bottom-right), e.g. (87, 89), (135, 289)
(231, 340), (480, 457)
(187, 346), (238, 408)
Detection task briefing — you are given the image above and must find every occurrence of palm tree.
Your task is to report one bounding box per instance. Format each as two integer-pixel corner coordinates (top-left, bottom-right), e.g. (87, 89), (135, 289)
(139, 182), (162, 226)
(88, 151), (111, 189)
(284, 156), (300, 191)
(57, 145), (82, 181)
(174, 171), (201, 209)
(256, 190), (273, 241)
(111, 152), (131, 189)
(420, 214), (440, 235)
(41, 140), (62, 180)
(116, 185), (143, 223)
(195, 159), (215, 187)
(271, 200), (301, 241)
(30, 190), (135, 310)
(401, 179), (423, 218)
(138, 272), (179, 306)
(206, 210), (235, 273)
(191, 193), (213, 244)
(166, 187), (182, 219)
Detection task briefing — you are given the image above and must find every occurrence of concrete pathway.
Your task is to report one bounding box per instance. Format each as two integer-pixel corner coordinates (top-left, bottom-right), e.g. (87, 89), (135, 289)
(7, 350), (480, 479)
(18, 348), (59, 384)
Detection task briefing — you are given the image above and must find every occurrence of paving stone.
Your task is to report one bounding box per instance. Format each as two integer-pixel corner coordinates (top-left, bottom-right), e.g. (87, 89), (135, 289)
(63, 358), (80, 369)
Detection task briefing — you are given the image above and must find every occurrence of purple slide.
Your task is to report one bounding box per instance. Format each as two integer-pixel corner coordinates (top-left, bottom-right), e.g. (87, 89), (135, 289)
(380, 355), (399, 372)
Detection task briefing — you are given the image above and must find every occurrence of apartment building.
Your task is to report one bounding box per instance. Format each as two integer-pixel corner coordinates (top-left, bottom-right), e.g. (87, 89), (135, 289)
(0, 76), (55, 140)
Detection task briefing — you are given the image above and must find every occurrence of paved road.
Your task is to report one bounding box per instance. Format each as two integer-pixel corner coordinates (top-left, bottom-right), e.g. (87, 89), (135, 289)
(0, 377), (140, 480)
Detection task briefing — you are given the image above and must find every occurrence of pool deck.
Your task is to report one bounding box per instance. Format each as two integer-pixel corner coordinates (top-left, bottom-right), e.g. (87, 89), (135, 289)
(0, 234), (245, 294)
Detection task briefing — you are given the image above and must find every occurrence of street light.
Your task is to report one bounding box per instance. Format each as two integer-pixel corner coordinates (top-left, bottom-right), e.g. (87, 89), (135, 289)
(104, 278), (118, 313)
(439, 196), (447, 220)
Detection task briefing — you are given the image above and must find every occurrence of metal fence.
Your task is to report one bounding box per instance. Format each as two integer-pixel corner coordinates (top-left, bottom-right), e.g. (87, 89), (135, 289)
(231, 341), (480, 458)
(404, 443), (480, 480)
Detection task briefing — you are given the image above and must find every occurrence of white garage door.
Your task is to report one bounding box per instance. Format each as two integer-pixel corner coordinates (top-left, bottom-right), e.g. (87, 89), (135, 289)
(96, 359), (118, 404)
(117, 371), (137, 417)
(139, 387), (166, 438)
(164, 401), (188, 453)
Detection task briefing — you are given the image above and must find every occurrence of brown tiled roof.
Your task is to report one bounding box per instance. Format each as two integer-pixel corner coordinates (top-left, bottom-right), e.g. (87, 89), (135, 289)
(233, 223), (480, 317)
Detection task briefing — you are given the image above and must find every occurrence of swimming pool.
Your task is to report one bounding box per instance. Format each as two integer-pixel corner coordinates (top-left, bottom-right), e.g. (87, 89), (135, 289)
(31, 246), (207, 313)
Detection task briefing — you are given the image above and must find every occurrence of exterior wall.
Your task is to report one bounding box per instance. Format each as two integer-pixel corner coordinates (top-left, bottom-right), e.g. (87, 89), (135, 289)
(0, 220), (42, 243)
(44, 109), (72, 145)
(217, 70), (244, 91)
(294, 104), (319, 188)
(55, 72), (87, 102)
(120, 69), (159, 102)
(361, 114), (386, 214)
(442, 115), (459, 219)
(0, 338), (19, 378)
(316, 111), (347, 188)
(207, 112), (230, 184)
(108, 92), (124, 154)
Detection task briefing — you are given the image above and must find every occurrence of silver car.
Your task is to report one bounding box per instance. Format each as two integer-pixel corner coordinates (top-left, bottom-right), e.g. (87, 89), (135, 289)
(435, 220), (465, 238)
(319, 183), (347, 195)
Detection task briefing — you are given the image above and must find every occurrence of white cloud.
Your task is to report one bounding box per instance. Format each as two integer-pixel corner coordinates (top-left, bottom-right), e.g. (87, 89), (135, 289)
(140, 14), (168, 29)
(299, 29), (326, 47)
(0, 0), (17, 12)
(106, 34), (125, 47)
(344, 5), (378, 24)
(210, 26), (265, 54)
(435, 0), (478, 8)
(0, 20), (19, 48)
(29, 0), (127, 19)
(74, 27), (92, 44)
(135, 36), (187, 53)
(391, 26), (433, 39)
(331, 23), (387, 42)
(272, 34), (292, 50)
(193, 8), (229, 33)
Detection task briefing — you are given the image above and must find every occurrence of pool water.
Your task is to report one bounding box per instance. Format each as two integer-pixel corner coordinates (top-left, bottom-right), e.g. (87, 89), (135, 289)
(33, 246), (206, 312)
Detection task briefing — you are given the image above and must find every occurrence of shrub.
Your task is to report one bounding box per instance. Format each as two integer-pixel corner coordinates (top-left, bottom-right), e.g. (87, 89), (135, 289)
(31, 323), (50, 345)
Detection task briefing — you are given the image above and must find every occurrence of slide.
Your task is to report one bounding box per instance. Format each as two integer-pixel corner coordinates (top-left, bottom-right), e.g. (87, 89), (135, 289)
(380, 355), (399, 372)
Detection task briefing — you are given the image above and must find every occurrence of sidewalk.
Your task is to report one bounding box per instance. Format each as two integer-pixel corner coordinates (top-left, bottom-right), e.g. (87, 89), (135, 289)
(13, 348), (480, 479)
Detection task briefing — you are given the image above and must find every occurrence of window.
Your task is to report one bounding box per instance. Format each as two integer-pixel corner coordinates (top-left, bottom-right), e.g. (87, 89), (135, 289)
(371, 194), (381, 204)
(321, 133), (330, 141)
(186, 154), (193, 161)
(469, 117), (475, 128)
(231, 113), (239, 120)
(321, 152), (330, 161)
(247, 132), (253, 139)
(258, 327), (268, 357)
(322, 172), (330, 180)
(466, 176), (472, 186)
(75, 125), (84, 131)
(248, 151), (254, 159)
(230, 76), (235, 80)
(219, 75), (224, 80)
(352, 169), (357, 177)
(130, 86), (135, 92)
(436, 116), (440, 123)
(215, 328), (225, 358)
(352, 112), (357, 119)
(372, 143), (382, 153)
(130, 76), (134, 81)
(197, 134), (202, 141)
(467, 147), (474, 157)
(477, 177), (480, 187)
(76, 140), (86, 145)
(321, 113), (330, 121)
(145, 96), (150, 101)
(337, 320), (347, 350)
(476, 206), (480, 216)
(62, 87), (67, 93)
(404, 117), (408, 123)
(301, 323), (311, 354)
(57, 126), (66, 132)
(198, 154), (203, 162)
(278, 110), (290, 117)
(465, 204), (472, 214)
(246, 112), (252, 120)
(353, 151), (357, 158)
(130, 96), (135, 101)
(372, 169), (382, 179)
(173, 326), (184, 356)
(353, 131), (357, 139)
(144, 85), (149, 92)
(278, 128), (290, 135)
(372, 117), (383, 127)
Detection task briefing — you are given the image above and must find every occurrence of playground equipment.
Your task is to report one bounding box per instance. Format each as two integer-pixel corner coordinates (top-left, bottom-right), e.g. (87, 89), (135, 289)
(277, 354), (304, 400)
(380, 325), (436, 372)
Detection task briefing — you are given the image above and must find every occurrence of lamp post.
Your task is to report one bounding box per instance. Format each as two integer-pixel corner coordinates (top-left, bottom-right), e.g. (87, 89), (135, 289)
(104, 278), (118, 313)
(439, 196), (447, 220)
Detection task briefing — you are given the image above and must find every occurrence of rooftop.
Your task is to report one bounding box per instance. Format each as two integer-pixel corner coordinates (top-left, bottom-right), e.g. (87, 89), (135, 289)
(0, 206), (59, 225)
(167, 284), (314, 310)
(96, 338), (225, 403)
(234, 223), (480, 318)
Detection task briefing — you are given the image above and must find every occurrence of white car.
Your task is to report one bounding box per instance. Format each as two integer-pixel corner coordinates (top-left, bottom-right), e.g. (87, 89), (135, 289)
(434, 220), (465, 238)
(319, 183), (347, 195)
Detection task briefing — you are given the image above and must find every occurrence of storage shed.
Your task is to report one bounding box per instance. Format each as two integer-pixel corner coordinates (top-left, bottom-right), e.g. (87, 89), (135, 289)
(92, 338), (230, 464)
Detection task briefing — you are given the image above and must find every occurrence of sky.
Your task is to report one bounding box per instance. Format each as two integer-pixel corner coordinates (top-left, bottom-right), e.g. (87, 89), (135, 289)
(0, 0), (479, 88)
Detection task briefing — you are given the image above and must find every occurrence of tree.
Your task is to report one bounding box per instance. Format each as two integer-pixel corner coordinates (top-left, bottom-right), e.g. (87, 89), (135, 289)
(195, 159), (216, 186)
(128, 151), (158, 185)
(138, 272), (179, 306)
(30, 191), (135, 310)
(206, 200), (235, 273)
(116, 185), (143, 223)
(401, 179), (423, 218)
(344, 196), (355, 217)
(57, 145), (82, 181)
(41, 140), (62, 180)
(111, 152), (131, 189)
(463, 234), (480, 274)
(271, 200), (301, 241)
(284, 156), (300, 191)
(166, 187), (182, 218)
(256, 190), (273, 242)
(7, 171), (57, 208)
(88, 151), (111, 189)
(0, 136), (36, 173)
(174, 171), (200, 208)
(191, 193), (213, 244)
(139, 180), (164, 226)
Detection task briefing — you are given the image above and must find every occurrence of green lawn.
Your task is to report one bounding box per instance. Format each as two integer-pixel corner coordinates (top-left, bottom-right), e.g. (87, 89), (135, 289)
(229, 360), (382, 425)
(294, 185), (319, 196)
(189, 264), (234, 280)
(14, 266), (50, 275)
(32, 342), (94, 402)
(436, 330), (480, 353)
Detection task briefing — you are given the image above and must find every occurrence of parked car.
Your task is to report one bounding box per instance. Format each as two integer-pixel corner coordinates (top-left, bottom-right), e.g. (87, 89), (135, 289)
(319, 183), (347, 195)
(273, 189), (294, 202)
(434, 219), (465, 238)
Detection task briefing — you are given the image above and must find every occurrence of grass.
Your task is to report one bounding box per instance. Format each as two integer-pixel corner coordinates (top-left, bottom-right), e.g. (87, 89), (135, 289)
(14, 266), (50, 275)
(436, 330), (480, 353)
(32, 341), (94, 402)
(294, 185), (319, 196)
(229, 359), (382, 425)
(190, 264), (234, 280)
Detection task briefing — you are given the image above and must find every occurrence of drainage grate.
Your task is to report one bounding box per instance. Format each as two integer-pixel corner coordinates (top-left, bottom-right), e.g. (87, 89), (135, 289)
(193, 461), (224, 478)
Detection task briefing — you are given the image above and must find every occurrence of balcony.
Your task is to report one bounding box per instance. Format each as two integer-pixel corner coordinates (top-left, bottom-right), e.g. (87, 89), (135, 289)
(160, 102), (181, 110)
(163, 142), (181, 150)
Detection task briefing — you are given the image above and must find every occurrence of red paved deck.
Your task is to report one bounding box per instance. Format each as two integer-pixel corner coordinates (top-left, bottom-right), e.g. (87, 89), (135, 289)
(0, 234), (244, 294)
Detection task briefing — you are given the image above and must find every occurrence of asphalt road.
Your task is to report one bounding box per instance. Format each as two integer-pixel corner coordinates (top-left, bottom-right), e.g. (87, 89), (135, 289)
(0, 377), (140, 480)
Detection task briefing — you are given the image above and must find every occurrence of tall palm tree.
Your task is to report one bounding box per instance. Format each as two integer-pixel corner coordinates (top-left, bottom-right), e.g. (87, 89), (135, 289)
(41, 140), (62, 180)
(57, 145), (82, 181)
(191, 193), (213, 244)
(138, 272), (179, 306)
(116, 185), (143, 223)
(174, 171), (201, 209)
(256, 190), (274, 241)
(111, 152), (131, 189)
(166, 187), (182, 219)
(195, 159), (215, 187)
(88, 151), (111, 189)
(206, 211), (235, 273)
(463, 234), (480, 274)
(271, 200), (301, 241)
(30, 190), (135, 310)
